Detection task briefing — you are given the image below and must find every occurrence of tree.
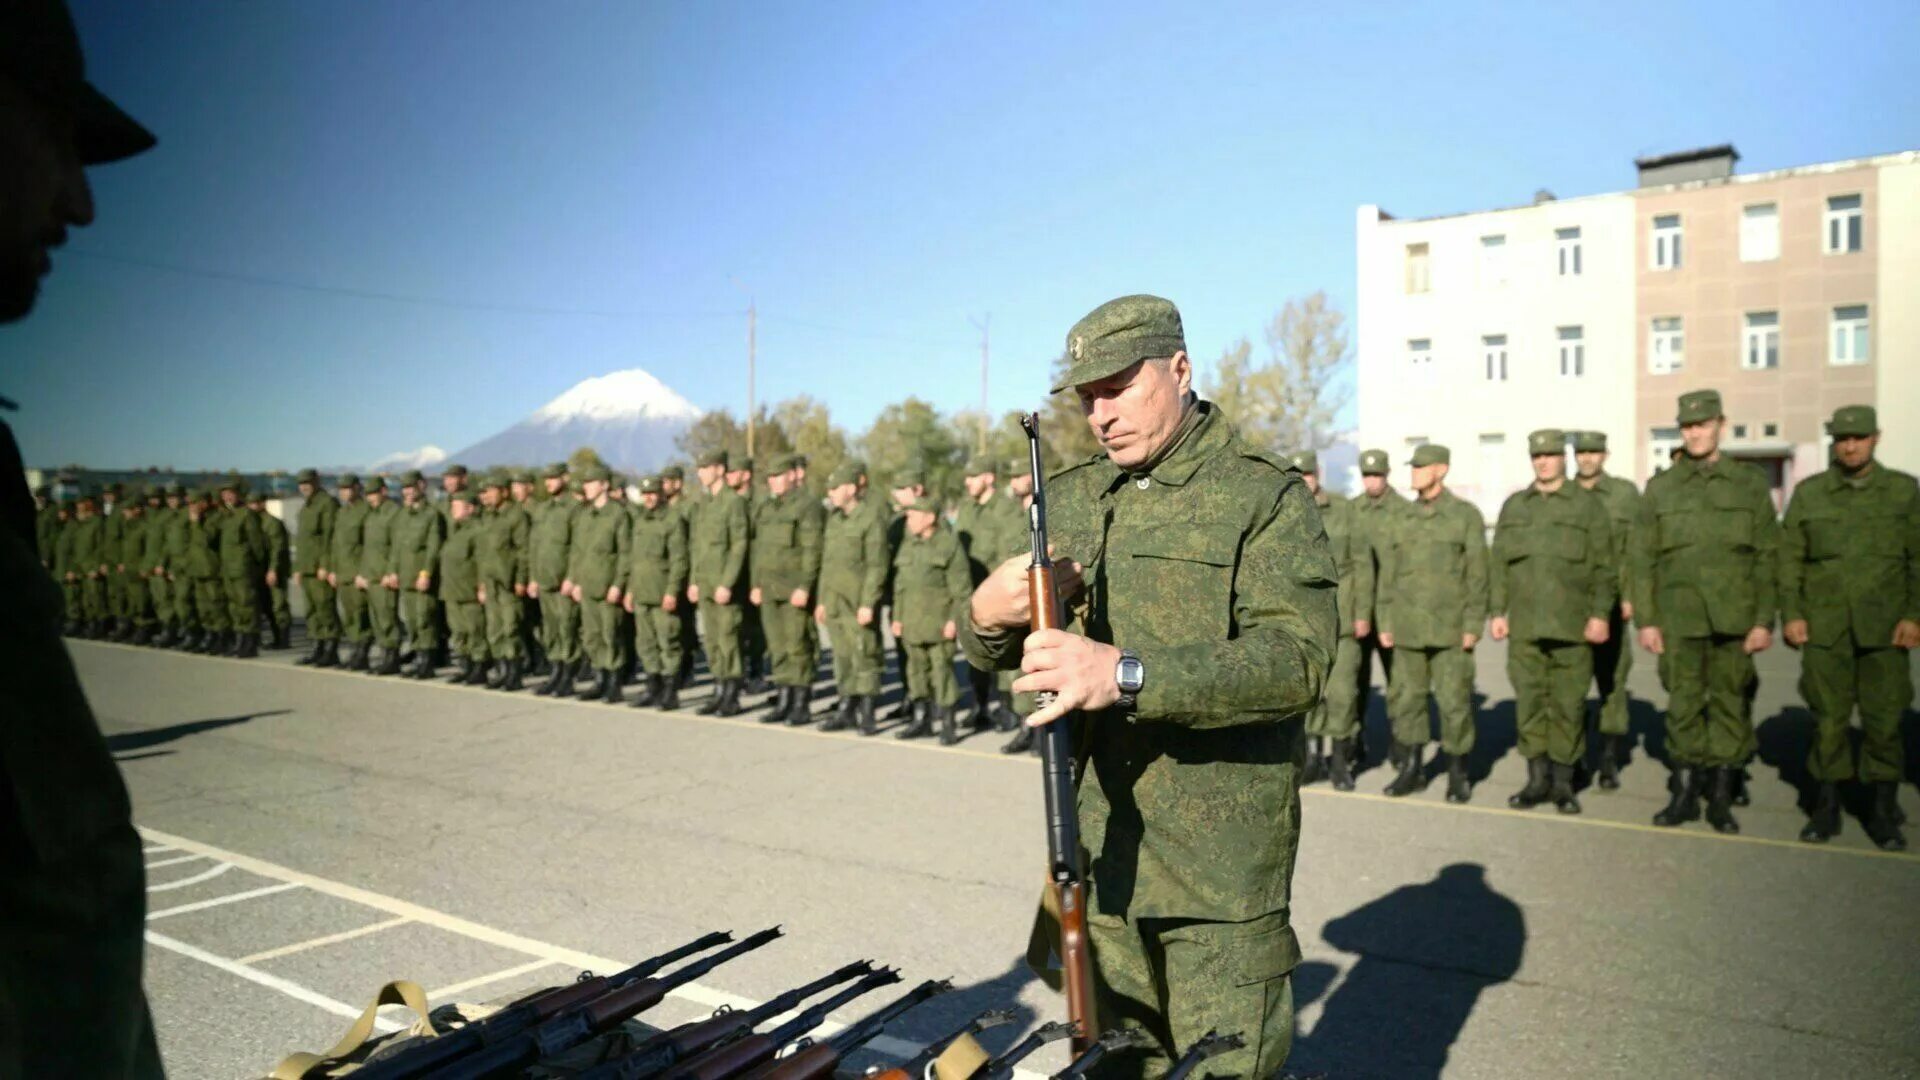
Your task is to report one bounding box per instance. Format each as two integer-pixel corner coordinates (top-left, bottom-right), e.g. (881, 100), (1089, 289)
(858, 397), (963, 502)
(947, 409), (1030, 474)
(773, 395), (849, 496)
(1200, 291), (1353, 453)
(676, 410), (743, 465)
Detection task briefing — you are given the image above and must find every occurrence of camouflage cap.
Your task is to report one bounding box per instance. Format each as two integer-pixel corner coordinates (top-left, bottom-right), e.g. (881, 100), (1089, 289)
(295, 467), (320, 485)
(964, 454), (997, 476)
(444, 463), (469, 477)
(901, 492), (941, 513)
(1359, 449), (1390, 475)
(766, 451), (799, 474)
(846, 458), (869, 479)
(1527, 429), (1566, 456)
(659, 464), (685, 481)
(165, 482), (185, 496)
(792, 454), (808, 469)
(400, 469), (425, 487)
(695, 449), (727, 468)
(336, 472), (360, 489)
(1408, 444), (1451, 467)
(1056, 294), (1186, 393)
(449, 490), (476, 505)
(245, 489), (266, 504)
(1677, 389), (1723, 425)
(1004, 459), (1026, 479)
(637, 475), (664, 495)
(481, 469), (510, 490)
(827, 463), (861, 488)
(1288, 450), (1319, 474)
(729, 455), (753, 474)
(543, 461), (569, 480)
(143, 486), (162, 500)
(1572, 431), (1608, 453)
(578, 463), (611, 484)
(511, 468), (535, 485)
(1826, 404), (1877, 437)
(889, 466), (925, 490)
(217, 474), (242, 492)
(365, 475), (388, 493)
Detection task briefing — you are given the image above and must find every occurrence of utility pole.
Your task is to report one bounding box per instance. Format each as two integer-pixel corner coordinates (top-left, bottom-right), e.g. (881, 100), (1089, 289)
(969, 314), (990, 455)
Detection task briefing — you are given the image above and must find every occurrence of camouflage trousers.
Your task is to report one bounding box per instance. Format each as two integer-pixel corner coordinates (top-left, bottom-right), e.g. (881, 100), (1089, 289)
(1306, 636), (1362, 741)
(538, 591), (579, 664)
(259, 577), (290, 633)
(447, 598), (489, 662)
(337, 578), (370, 644)
(482, 583), (522, 660)
(146, 573), (172, 627)
(223, 576), (257, 634)
(1355, 629), (1394, 724)
(631, 604), (682, 677)
(301, 575), (339, 641)
(401, 588), (438, 651)
(61, 577), (81, 623)
(1509, 638), (1592, 766)
(698, 597), (743, 680)
(366, 584), (400, 651)
(1388, 645), (1475, 756)
(901, 640), (957, 706)
(761, 597), (815, 688)
(1589, 605), (1633, 737)
(1800, 635), (1911, 783)
(78, 574), (106, 623)
(1662, 634), (1755, 768)
(578, 596), (625, 673)
(107, 569), (128, 621)
(170, 574), (197, 630)
(1086, 907), (1299, 1080)
(120, 571), (154, 627)
(823, 592), (882, 697)
(189, 577), (226, 632)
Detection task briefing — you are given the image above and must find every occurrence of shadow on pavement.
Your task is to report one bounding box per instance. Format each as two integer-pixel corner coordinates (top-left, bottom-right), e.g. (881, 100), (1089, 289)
(107, 710), (290, 757)
(1290, 862), (1525, 1079)
(1756, 706), (1817, 810)
(1468, 692), (1515, 783)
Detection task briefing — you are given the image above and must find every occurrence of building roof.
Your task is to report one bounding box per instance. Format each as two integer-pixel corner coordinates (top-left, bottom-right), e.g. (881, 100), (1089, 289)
(1632, 144), (1739, 170)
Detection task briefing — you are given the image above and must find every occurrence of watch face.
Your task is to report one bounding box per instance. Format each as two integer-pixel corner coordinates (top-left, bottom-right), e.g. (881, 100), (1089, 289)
(1118, 657), (1144, 692)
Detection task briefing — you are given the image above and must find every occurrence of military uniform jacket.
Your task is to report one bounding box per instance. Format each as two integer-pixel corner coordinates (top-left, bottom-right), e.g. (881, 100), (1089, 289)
(1490, 483), (1615, 643)
(476, 503), (530, 588)
(1351, 487), (1404, 624)
(1779, 462), (1920, 647)
(954, 492), (1023, 584)
(34, 503), (58, 565)
(136, 510), (170, 574)
(68, 515), (107, 575)
(1377, 489), (1488, 649)
(1583, 472), (1639, 603)
(212, 504), (265, 578)
(566, 500), (630, 598)
(347, 504), (385, 581)
(328, 500), (369, 582)
(439, 517), (482, 600)
(1630, 455), (1779, 638)
(1316, 490), (1370, 637)
(820, 499), (890, 610)
(389, 501), (446, 589)
(960, 402), (1338, 922)
(689, 487), (749, 592)
(102, 510), (124, 571)
(628, 504), (689, 606)
(296, 491), (338, 574)
(750, 490), (823, 598)
(159, 508), (192, 577)
(180, 513), (219, 579)
(116, 513), (147, 573)
(528, 499), (577, 590)
(891, 525), (970, 643)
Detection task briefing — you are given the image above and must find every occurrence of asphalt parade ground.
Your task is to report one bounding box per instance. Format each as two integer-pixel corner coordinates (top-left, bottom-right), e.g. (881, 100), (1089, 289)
(73, 637), (1920, 1079)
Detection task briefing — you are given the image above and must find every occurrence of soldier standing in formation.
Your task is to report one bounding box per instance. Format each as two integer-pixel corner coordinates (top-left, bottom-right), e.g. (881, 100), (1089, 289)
(1350, 448), (1400, 765)
(1489, 429), (1615, 815)
(1572, 430), (1640, 788)
(661, 463), (701, 689)
(392, 470), (444, 679)
(750, 452), (824, 725)
(248, 489), (292, 650)
(953, 454), (1023, 733)
(114, 493), (152, 643)
(1292, 449), (1368, 791)
(530, 462), (581, 695)
(1779, 406), (1916, 850)
(292, 467), (340, 667)
(567, 465), (629, 703)
(817, 462), (889, 734)
(890, 492), (970, 744)
(477, 470), (531, 690)
(440, 491), (488, 685)
(212, 478), (265, 657)
(1377, 444), (1487, 802)
(145, 486), (180, 646)
(510, 468), (545, 671)
(356, 477), (402, 674)
(1632, 390), (1777, 835)
(690, 450), (750, 716)
(626, 474), (688, 710)
(329, 475), (372, 669)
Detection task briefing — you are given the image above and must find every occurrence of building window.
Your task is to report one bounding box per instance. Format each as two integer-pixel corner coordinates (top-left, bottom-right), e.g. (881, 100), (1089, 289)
(1743, 311), (1780, 370)
(1651, 213), (1682, 270)
(1732, 424), (1748, 439)
(1650, 316), (1684, 374)
(1555, 227), (1582, 276)
(1650, 427), (1683, 473)
(1557, 325), (1585, 377)
(1482, 334), (1508, 382)
(1825, 194), (1863, 254)
(1831, 304), (1869, 365)
(1740, 203), (1779, 262)
(1763, 422), (1779, 437)
(1479, 234), (1507, 287)
(1407, 337), (1433, 372)
(1405, 243), (1430, 294)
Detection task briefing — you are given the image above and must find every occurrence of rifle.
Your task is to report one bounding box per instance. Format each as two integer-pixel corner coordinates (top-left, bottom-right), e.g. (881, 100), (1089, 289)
(429, 927), (783, 1080)
(735, 979), (951, 1080)
(1049, 1028), (1153, 1080)
(1020, 411), (1096, 1055)
(977, 1021), (1076, 1080)
(1163, 1031), (1244, 1080)
(862, 1008), (1018, 1080)
(352, 929), (731, 1080)
(572, 961), (875, 1080)
(658, 967), (902, 1080)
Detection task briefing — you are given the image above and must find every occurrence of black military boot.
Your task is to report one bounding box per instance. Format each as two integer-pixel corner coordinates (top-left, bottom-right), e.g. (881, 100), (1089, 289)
(1705, 767), (1740, 834)
(129, 624), (151, 646)
(1384, 744), (1425, 797)
(464, 660), (490, 686)
(153, 624), (174, 648)
(820, 696), (853, 733)
(991, 692), (1019, 732)
(1865, 782), (1907, 852)
(936, 703), (958, 746)
(1445, 754), (1473, 804)
(502, 657), (525, 692)
(717, 679), (746, 717)
(1508, 757), (1551, 809)
(696, 680), (725, 715)
(235, 633), (260, 659)
(294, 639), (320, 665)
(678, 651), (696, 689)
(786, 685), (814, 726)
(211, 630), (233, 655)
(1000, 723), (1034, 754)
(1387, 739), (1408, 771)
(654, 674), (680, 712)
(600, 668), (623, 704)
(630, 671), (659, 708)
(408, 650), (436, 679)
(485, 659), (506, 689)
(1303, 737), (1327, 786)
(857, 696), (878, 736)
(446, 656), (471, 684)
(271, 624), (291, 650)
(346, 641), (371, 672)
(314, 641), (340, 668)
(373, 648), (401, 676)
(896, 701), (933, 740)
(227, 630), (246, 656)
(1328, 738), (1355, 792)
(885, 695), (913, 721)
(1549, 762), (1581, 814)
(1730, 767), (1751, 807)
(1652, 767), (1701, 827)
(1596, 734), (1624, 790)
(1799, 782), (1841, 843)
(761, 685), (792, 723)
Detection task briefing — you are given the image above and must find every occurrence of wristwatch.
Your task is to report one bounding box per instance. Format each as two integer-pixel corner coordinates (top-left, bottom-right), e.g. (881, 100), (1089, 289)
(1114, 649), (1144, 711)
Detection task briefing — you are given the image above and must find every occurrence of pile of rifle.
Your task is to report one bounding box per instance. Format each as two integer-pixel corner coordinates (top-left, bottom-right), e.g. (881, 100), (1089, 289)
(338, 926), (1239, 1080)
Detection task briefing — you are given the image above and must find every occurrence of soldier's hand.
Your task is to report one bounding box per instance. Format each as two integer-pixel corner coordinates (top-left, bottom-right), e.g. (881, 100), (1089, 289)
(1583, 617), (1609, 645)
(561, 578), (574, 595)
(1462, 632), (1479, 651)
(1893, 619), (1920, 650)
(969, 548), (1084, 633)
(1379, 631), (1394, 648)
(687, 584), (701, 604)
(1638, 626), (1664, 655)
(605, 586), (622, 605)
(527, 581), (540, 599)
(856, 605), (873, 627)
(789, 588), (808, 609)
(1742, 625), (1772, 654)
(941, 619), (957, 642)
(477, 584), (487, 604)
(749, 587), (763, 606)
(265, 570), (278, 587)
(1353, 619), (1371, 638)
(1489, 616), (1509, 641)
(415, 572), (431, 592)
(354, 575), (368, 590)
(1621, 602), (1634, 621)
(714, 585), (733, 605)
(662, 594), (678, 613)
(291, 571), (302, 587)
(513, 583), (526, 597)
(1783, 619), (1810, 648)
(813, 604), (825, 625)
(890, 620), (903, 638)
(1015, 629), (1121, 727)
(622, 595), (634, 613)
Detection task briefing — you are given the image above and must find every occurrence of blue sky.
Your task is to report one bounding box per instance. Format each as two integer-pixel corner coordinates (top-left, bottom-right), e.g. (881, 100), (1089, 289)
(9, 0), (1917, 470)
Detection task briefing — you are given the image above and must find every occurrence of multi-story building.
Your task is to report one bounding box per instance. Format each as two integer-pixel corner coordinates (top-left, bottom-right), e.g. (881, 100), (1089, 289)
(1358, 146), (1919, 512)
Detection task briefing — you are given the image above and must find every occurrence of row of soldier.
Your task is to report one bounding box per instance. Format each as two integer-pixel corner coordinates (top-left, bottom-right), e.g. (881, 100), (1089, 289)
(36, 448), (1045, 750)
(1302, 390), (1914, 851)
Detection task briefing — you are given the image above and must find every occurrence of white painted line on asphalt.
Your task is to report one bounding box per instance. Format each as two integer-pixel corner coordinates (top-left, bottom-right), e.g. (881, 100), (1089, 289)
(147, 861), (235, 892)
(142, 843), (175, 854)
(144, 853), (207, 870)
(238, 916), (413, 965)
(427, 958), (559, 1000)
(146, 930), (404, 1036)
(147, 882), (301, 920)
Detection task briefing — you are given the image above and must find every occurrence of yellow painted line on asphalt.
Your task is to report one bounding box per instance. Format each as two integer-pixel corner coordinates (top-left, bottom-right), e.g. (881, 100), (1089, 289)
(426, 958), (559, 1000)
(237, 916), (412, 965)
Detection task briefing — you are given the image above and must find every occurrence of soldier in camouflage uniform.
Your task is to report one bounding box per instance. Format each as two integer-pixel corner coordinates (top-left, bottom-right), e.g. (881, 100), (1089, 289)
(159, 485), (199, 647)
(49, 499), (78, 631)
(882, 465), (928, 721)
(954, 454), (1024, 732)
(476, 470), (531, 690)
(328, 474), (372, 669)
(750, 452), (824, 725)
(33, 483), (57, 568)
(179, 490), (225, 653)
(1490, 430), (1616, 816)
(1631, 389), (1778, 835)
(213, 478), (265, 657)
(144, 486), (180, 646)
(292, 467), (340, 667)
(727, 455), (771, 694)
(890, 492), (970, 743)
(439, 491), (488, 685)
(246, 490), (292, 649)
(115, 495), (153, 643)
(567, 464), (629, 703)
(100, 483), (127, 638)
(817, 462), (890, 734)
(1779, 405), (1917, 850)
(661, 463), (701, 689)
(63, 490), (108, 636)
(391, 470), (445, 679)
(626, 475), (689, 710)
(510, 469), (545, 672)
(1291, 449), (1369, 791)
(1350, 448), (1401, 770)
(356, 477), (403, 674)
(1573, 430), (1640, 788)
(690, 449), (750, 716)
(530, 462), (582, 696)
(962, 296), (1336, 1079)
(1377, 444), (1487, 802)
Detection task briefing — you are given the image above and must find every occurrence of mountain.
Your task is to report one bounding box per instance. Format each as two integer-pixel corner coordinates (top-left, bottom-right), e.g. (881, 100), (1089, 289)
(450, 368), (701, 474)
(367, 444), (448, 474)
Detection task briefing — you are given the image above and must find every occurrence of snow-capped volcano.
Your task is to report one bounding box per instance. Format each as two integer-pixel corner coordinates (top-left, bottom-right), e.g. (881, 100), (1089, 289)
(451, 368), (701, 474)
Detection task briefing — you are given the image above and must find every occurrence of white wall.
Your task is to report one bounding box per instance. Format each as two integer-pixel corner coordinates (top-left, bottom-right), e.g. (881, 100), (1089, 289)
(1876, 160), (1920, 476)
